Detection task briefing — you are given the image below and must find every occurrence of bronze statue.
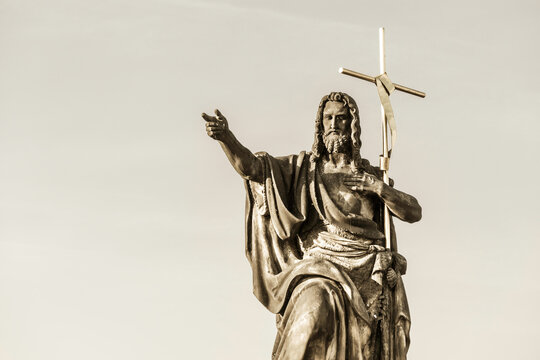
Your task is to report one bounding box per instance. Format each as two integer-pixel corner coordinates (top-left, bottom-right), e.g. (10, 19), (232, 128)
(202, 91), (421, 360)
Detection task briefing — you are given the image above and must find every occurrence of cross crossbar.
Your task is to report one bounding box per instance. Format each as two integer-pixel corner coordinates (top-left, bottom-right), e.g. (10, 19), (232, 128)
(338, 67), (425, 98)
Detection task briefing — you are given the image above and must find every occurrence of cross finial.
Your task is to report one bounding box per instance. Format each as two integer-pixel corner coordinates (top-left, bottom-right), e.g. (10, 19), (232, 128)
(338, 27), (426, 250)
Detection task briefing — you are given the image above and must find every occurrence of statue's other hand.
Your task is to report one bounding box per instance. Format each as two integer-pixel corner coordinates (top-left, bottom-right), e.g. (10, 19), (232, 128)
(343, 173), (383, 195)
(202, 109), (230, 141)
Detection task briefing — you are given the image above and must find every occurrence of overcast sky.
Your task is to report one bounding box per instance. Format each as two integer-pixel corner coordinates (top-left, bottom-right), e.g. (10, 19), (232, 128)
(1, 0), (539, 359)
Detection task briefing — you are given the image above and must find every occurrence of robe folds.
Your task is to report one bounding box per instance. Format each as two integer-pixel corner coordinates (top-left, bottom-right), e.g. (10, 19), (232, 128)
(244, 151), (410, 360)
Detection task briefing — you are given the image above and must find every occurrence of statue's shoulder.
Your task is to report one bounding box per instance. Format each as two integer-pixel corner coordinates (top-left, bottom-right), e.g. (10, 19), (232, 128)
(254, 151), (269, 158)
(254, 151), (311, 170)
(276, 151), (311, 161)
(254, 151), (310, 158)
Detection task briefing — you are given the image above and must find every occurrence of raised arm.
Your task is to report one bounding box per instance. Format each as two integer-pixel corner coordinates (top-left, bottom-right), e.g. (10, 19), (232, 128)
(202, 109), (264, 183)
(344, 173), (422, 223)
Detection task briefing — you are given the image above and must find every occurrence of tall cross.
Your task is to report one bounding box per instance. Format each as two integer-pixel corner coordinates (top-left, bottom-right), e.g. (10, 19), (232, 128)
(339, 27), (425, 251)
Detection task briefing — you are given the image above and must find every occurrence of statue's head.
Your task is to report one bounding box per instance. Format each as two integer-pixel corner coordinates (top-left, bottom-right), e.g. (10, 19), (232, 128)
(311, 92), (362, 171)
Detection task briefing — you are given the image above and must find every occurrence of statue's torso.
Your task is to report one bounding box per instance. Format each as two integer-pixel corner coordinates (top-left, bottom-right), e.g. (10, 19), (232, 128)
(298, 161), (385, 308)
(318, 161), (378, 220)
(299, 159), (383, 254)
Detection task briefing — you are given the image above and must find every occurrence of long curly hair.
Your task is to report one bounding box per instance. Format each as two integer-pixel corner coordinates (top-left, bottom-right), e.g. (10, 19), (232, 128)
(311, 92), (363, 173)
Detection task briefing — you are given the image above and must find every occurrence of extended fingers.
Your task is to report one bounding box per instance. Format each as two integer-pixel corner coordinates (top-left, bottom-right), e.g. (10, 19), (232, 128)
(201, 112), (217, 122)
(214, 108), (223, 117)
(343, 179), (362, 185)
(203, 110), (228, 140)
(345, 174), (377, 185)
(344, 174), (366, 182)
(202, 110), (226, 122)
(343, 179), (366, 189)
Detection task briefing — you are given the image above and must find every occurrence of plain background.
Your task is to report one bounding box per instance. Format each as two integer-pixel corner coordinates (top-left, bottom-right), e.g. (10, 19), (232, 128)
(1, 0), (539, 359)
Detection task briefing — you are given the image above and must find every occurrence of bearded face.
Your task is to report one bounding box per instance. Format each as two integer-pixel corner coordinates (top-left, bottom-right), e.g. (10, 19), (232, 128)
(321, 101), (352, 154)
(323, 133), (350, 154)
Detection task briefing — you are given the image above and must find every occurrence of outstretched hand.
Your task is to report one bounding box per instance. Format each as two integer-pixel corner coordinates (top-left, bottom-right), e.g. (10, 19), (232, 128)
(202, 109), (230, 142)
(344, 173), (384, 195)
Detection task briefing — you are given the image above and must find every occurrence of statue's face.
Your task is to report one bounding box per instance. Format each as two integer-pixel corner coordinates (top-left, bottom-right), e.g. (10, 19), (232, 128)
(321, 101), (352, 154)
(322, 101), (351, 138)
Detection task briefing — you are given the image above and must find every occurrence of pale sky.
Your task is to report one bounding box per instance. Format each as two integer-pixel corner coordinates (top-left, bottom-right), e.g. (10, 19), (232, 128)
(1, 0), (539, 359)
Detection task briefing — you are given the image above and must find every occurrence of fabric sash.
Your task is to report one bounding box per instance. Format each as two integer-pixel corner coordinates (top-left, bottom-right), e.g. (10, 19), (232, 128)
(375, 73), (397, 155)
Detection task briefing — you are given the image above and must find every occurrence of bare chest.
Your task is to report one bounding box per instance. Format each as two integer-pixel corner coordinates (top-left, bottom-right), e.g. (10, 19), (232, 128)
(319, 169), (378, 219)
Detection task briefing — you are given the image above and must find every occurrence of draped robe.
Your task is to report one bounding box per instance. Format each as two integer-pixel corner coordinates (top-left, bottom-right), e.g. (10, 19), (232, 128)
(245, 151), (410, 360)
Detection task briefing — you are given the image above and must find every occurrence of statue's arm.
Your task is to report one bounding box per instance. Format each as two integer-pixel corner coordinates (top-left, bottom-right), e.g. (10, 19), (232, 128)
(344, 174), (422, 223)
(377, 183), (422, 223)
(202, 109), (264, 183)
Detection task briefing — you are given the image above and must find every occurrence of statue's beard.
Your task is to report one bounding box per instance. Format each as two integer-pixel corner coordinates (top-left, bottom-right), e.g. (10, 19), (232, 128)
(323, 133), (350, 154)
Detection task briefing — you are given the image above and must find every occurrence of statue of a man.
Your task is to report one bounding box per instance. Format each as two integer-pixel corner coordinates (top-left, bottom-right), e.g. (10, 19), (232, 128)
(202, 92), (422, 360)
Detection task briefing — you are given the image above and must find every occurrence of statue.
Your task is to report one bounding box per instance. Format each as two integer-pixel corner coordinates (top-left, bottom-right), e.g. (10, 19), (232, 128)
(202, 91), (422, 360)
